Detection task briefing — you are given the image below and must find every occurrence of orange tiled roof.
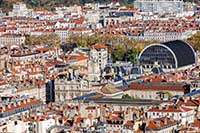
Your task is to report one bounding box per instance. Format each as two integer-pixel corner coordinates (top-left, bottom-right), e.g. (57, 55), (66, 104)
(191, 119), (200, 128)
(148, 105), (192, 113)
(65, 54), (88, 61)
(124, 82), (187, 91)
(124, 120), (134, 126)
(90, 43), (107, 49)
(147, 117), (177, 129)
(85, 106), (96, 110)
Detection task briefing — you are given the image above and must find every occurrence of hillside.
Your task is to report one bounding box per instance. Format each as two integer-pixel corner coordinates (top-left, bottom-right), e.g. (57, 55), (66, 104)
(0, 0), (134, 13)
(0, 0), (196, 13)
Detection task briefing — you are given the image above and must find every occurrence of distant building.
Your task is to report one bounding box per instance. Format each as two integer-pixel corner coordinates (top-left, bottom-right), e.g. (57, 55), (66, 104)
(0, 116), (55, 133)
(134, 0), (183, 14)
(145, 117), (178, 132)
(54, 74), (92, 101)
(147, 104), (195, 125)
(0, 97), (43, 122)
(104, 8), (139, 26)
(9, 2), (32, 17)
(89, 44), (108, 70)
(194, 3), (200, 15)
(10, 52), (39, 61)
(88, 60), (101, 81)
(137, 31), (193, 42)
(123, 82), (190, 100)
(0, 34), (25, 46)
(55, 28), (69, 41)
(139, 40), (196, 70)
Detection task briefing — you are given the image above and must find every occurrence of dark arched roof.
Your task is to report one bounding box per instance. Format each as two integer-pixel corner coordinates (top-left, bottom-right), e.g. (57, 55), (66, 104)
(161, 40), (196, 67)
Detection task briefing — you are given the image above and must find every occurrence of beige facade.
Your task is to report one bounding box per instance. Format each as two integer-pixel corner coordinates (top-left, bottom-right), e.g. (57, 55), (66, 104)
(0, 35), (25, 45)
(124, 89), (184, 100)
(55, 78), (92, 101)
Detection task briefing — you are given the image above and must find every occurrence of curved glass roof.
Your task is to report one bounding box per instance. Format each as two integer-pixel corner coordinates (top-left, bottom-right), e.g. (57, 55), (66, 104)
(162, 40), (196, 68)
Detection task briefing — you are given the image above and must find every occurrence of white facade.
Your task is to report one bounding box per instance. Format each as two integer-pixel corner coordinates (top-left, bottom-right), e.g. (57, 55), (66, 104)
(0, 118), (55, 133)
(55, 29), (69, 41)
(88, 60), (101, 81)
(37, 118), (55, 133)
(134, 0), (183, 14)
(16, 86), (46, 102)
(90, 46), (108, 70)
(135, 31), (193, 42)
(0, 120), (27, 133)
(9, 2), (32, 17)
(55, 78), (91, 101)
(0, 35), (25, 45)
(124, 89), (184, 100)
(147, 106), (195, 125)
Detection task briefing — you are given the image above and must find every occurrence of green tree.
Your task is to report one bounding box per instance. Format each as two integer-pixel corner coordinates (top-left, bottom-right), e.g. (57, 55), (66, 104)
(168, 92), (173, 99)
(122, 94), (133, 99)
(25, 33), (61, 47)
(186, 31), (200, 51)
(126, 48), (137, 63)
(111, 44), (126, 62)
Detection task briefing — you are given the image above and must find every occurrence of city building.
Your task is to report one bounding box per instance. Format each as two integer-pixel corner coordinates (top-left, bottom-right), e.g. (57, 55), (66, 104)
(0, 2), (200, 133)
(134, 0), (183, 14)
(88, 59), (101, 81)
(123, 82), (190, 100)
(145, 117), (178, 132)
(89, 44), (108, 70)
(54, 74), (92, 101)
(0, 96), (43, 122)
(104, 8), (139, 26)
(147, 104), (195, 124)
(139, 40), (196, 70)
(9, 2), (32, 17)
(137, 31), (193, 42)
(55, 28), (70, 41)
(0, 34), (25, 45)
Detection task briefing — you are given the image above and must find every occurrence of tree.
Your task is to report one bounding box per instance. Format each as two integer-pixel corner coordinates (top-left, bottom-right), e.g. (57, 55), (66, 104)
(24, 34), (35, 46)
(66, 34), (90, 47)
(25, 33), (61, 47)
(44, 33), (61, 47)
(186, 31), (200, 51)
(111, 44), (126, 62)
(168, 92), (173, 99)
(64, 33), (159, 63)
(122, 94), (133, 99)
(126, 48), (137, 63)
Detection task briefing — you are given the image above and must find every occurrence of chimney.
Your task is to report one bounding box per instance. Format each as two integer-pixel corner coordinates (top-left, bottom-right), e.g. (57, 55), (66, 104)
(27, 98), (31, 103)
(2, 106), (6, 111)
(11, 102), (17, 108)
(18, 101), (22, 106)
(23, 99), (27, 104)
(7, 104), (11, 109)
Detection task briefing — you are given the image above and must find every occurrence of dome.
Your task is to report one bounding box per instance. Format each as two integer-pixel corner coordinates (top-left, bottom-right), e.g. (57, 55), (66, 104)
(139, 40), (196, 69)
